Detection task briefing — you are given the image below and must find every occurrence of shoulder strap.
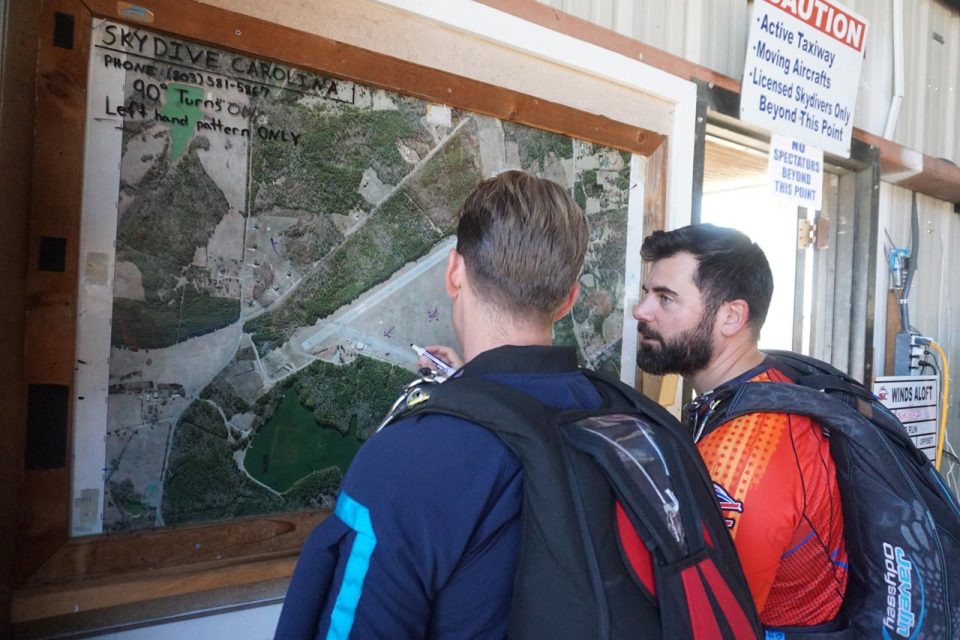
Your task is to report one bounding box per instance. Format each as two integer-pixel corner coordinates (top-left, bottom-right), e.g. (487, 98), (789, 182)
(763, 351), (875, 401)
(407, 370), (673, 440)
(406, 375), (556, 431)
(406, 373), (710, 564)
(762, 350), (852, 381)
(404, 377), (583, 510)
(574, 370), (727, 539)
(560, 413), (703, 564)
(698, 352), (873, 439)
(719, 381), (928, 464)
(578, 369), (684, 424)
(709, 347), (929, 467)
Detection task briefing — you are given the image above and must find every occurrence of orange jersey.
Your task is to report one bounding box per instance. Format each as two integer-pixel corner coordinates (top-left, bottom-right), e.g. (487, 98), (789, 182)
(696, 367), (848, 627)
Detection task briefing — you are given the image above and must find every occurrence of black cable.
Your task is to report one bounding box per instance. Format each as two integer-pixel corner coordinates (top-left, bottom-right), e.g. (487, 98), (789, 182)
(899, 192), (920, 333)
(925, 349), (942, 378)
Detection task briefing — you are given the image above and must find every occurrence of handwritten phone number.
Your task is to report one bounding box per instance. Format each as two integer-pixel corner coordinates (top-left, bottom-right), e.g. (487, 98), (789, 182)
(165, 68), (269, 97)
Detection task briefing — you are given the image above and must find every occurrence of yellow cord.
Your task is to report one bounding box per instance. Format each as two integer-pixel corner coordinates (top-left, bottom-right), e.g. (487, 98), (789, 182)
(929, 340), (951, 470)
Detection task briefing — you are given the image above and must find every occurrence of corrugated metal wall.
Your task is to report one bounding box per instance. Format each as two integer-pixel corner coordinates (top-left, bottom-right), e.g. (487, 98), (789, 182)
(875, 183), (960, 468)
(536, 0), (960, 164)
(898, 0), (960, 164)
(543, 0), (750, 77)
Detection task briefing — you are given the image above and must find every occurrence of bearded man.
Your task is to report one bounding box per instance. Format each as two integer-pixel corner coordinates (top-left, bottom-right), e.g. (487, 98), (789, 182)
(632, 224), (848, 630)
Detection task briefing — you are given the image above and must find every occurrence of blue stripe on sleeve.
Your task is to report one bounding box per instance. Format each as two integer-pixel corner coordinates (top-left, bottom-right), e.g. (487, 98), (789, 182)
(325, 492), (378, 640)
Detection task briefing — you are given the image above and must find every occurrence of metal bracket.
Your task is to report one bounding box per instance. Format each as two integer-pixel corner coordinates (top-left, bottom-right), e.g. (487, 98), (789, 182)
(798, 218), (816, 249)
(797, 216), (830, 250)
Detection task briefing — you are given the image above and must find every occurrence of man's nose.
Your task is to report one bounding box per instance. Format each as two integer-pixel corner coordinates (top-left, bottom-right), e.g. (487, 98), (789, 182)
(632, 297), (653, 323)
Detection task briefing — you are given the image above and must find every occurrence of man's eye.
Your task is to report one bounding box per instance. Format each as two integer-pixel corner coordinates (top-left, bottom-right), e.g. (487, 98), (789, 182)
(659, 294), (674, 305)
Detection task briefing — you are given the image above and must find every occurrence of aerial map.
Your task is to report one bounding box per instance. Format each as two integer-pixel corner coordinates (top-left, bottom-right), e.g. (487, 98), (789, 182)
(77, 21), (637, 533)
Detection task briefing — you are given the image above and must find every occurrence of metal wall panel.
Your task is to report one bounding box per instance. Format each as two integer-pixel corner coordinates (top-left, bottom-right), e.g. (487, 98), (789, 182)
(536, 0), (960, 163)
(809, 174), (842, 364)
(844, 0), (895, 138)
(900, 1), (932, 160)
(904, 0), (960, 162)
(540, 0), (749, 77)
(874, 183), (960, 467)
(808, 162), (878, 385)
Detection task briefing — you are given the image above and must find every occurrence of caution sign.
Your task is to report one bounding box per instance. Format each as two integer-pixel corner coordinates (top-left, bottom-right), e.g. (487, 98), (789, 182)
(873, 375), (940, 462)
(740, 0), (868, 157)
(768, 134), (823, 209)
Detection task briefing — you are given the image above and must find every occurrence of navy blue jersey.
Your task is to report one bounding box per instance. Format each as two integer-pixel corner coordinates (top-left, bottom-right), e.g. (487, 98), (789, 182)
(275, 346), (602, 640)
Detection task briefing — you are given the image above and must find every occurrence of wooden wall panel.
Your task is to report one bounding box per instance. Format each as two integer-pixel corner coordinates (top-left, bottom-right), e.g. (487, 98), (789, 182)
(0, 0), (43, 631)
(26, 512), (325, 587)
(19, 0), (93, 585)
(636, 141), (678, 406)
(82, 0), (664, 156)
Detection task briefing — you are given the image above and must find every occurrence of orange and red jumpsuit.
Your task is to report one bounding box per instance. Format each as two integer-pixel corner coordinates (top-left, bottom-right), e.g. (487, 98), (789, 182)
(693, 365), (848, 627)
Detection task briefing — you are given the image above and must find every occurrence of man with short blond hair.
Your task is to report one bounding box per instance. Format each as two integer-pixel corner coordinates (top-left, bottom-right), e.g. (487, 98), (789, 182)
(276, 171), (595, 639)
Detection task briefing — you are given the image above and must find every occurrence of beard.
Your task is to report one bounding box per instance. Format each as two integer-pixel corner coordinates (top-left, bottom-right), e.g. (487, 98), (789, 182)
(636, 312), (715, 376)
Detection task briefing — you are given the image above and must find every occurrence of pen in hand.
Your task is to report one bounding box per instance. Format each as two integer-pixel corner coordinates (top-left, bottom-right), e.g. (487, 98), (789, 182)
(411, 344), (456, 376)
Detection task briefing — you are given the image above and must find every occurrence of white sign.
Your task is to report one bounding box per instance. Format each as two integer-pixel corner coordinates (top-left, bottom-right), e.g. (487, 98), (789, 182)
(873, 375), (940, 462)
(741, 0), (868, 157)
(768, 134), (823, 209)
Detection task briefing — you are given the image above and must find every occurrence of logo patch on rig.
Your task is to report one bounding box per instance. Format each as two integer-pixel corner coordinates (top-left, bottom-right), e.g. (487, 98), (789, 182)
(881, 542), (922, 638)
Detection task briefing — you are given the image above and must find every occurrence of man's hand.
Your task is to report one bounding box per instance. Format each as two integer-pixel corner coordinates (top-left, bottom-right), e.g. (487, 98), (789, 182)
(418, 345), (464, 372)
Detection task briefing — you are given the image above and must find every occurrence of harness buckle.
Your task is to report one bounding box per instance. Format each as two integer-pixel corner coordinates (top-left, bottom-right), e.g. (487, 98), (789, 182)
(375, 368), (446, 433)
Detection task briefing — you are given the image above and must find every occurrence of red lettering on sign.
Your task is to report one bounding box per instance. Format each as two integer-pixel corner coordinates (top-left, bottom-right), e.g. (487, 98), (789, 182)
(765, 0), (866, 52)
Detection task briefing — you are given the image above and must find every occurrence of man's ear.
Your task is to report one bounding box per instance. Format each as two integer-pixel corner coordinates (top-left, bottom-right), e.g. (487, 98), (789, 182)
(717, 298), (751, 337)
(445, 248), (464, 299)
(552, 282), (581, 321)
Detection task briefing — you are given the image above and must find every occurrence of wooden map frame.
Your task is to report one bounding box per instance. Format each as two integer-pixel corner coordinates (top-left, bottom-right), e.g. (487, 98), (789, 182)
(15, 0), (672, 627)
